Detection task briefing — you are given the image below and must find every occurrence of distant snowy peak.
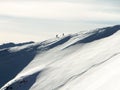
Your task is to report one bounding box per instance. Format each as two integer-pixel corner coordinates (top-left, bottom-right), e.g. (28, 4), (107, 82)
(73, 25), (120, 44)
(0, 41), (34, 50)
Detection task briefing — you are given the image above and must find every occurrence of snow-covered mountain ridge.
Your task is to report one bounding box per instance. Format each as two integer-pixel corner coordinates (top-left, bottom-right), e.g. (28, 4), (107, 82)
(1, 25), (120, 90)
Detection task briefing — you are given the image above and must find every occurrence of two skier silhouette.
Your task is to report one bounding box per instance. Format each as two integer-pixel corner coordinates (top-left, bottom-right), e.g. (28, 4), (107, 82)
(56, 33), (64, 38)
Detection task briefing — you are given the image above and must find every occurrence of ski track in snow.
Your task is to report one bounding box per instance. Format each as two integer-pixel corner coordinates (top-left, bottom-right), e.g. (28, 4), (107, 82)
(54, 52), (120, 90)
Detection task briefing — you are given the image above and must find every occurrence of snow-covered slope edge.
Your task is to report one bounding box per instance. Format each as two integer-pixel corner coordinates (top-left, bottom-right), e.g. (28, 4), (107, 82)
(1, 25), (120, 90)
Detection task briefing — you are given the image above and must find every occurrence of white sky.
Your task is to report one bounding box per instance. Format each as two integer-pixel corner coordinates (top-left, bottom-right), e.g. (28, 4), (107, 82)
(0, 0), (120, 44)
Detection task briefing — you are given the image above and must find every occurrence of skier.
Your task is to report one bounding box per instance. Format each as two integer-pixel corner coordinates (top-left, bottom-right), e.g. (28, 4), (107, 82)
(56, 35), (59, 38)
(62, 33), (64, 37)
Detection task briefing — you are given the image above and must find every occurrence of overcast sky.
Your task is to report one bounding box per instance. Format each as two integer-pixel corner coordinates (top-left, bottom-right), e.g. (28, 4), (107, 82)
(0, 0), (120, 43)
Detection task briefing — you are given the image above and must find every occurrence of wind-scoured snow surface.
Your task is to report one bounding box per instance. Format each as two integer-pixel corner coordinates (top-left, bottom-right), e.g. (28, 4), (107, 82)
(1, 25), (120, 90)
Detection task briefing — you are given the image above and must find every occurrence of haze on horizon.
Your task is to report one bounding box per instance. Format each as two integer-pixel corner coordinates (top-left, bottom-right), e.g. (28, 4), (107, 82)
(0, 0), (120, 43)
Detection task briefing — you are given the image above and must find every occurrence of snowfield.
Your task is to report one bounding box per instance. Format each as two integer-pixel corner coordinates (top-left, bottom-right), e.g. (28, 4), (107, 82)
(1, 25), (120, 90)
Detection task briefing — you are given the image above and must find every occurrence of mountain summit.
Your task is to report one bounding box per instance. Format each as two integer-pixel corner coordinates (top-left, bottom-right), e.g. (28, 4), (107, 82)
(1, 25), (120, 90)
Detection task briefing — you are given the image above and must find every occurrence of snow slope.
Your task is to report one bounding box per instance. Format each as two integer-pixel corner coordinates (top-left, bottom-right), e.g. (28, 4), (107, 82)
(1, 25), (120, 90)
